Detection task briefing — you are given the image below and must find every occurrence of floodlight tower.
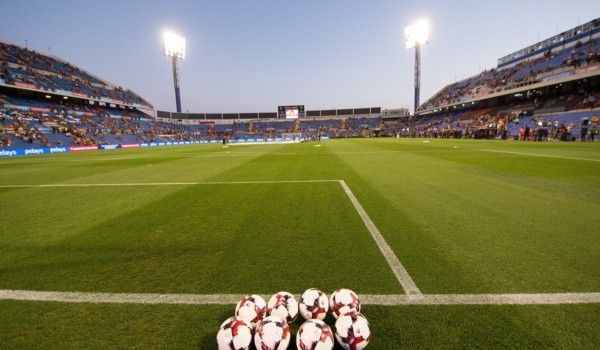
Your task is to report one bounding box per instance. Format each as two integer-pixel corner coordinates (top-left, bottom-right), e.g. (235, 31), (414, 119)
(163, 31), (186, 113)
(405, 20), (429, 114)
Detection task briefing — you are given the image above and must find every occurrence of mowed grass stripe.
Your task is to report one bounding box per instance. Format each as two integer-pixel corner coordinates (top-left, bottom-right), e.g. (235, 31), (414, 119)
(479, 148), (600, 162)
(0, 179), (423, 295)
(326, 139), (600, 294)
(0, 180), (421, 295)
(0, 181), (403, 294)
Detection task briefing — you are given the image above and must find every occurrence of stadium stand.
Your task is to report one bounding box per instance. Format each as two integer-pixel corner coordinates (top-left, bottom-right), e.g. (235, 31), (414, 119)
(417, 19), (600, 115)
(1, 41), (152, 108)
(2, 38), (385, 151)
(2, 18), (600, 155)
(391, 18), (600, 141)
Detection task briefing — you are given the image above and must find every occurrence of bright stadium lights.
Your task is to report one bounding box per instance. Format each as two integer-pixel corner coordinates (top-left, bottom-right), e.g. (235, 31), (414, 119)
(163, 31), (186, 59)
(405, 20), (429, 114)
(404, 20), (429, 49)
(163, 30), (186, 113)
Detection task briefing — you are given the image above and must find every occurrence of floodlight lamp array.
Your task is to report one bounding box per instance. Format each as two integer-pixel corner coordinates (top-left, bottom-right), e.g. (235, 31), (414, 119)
(163, 31), (186, 59)
(404, 20), (429, 49)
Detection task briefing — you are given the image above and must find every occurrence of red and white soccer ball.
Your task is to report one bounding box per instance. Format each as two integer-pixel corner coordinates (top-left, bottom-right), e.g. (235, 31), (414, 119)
(299, 288), (329, 321)
(235, 294), (266, 328)
(216, 316), (253, 350)
(267, 291), (299, 324)
(254, 315), (291, 350)
(329, 288), (361, 319)
(296, 319), (335, 350)
(334, 311), (371, 350)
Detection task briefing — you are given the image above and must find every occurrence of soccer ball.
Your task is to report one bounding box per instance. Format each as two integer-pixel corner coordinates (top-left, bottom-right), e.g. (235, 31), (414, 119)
(254, 315), (291, 350)
(216, 316), (253, 350)
(329, 288), (360, 319)
(299, 288), (329, 320)
(267, 291), (299, 324)
(296, 319), (335, 350)
(235, 294), (266, 328)
(334, 312), (371, 350)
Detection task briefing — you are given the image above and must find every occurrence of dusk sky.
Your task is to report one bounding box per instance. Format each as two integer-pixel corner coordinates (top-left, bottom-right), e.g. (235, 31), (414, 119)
(1, 1), (598, 113)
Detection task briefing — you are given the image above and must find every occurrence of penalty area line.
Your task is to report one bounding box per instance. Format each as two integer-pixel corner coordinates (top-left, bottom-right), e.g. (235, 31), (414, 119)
(0, 180), (341, 188)
(339, 180), (422, 296)
(1, 290), (599, 306)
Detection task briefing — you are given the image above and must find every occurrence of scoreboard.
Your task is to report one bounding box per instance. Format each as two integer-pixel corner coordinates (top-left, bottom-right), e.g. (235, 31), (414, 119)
(278, 105), (305, 119)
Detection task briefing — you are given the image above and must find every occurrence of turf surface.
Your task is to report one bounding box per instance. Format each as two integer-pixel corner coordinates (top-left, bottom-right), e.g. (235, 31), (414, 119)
(1, 138), (599, 349)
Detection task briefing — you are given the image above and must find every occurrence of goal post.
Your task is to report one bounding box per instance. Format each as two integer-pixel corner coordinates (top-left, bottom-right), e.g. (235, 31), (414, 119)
(281, 132), (304, 142)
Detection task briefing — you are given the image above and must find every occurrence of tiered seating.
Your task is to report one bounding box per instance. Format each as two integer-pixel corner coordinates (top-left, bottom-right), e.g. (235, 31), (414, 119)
(1, 41), (152, 107)
(419, 40), (600, 113)
(0, 93), (155, 147)
(402, 106), (598, 141)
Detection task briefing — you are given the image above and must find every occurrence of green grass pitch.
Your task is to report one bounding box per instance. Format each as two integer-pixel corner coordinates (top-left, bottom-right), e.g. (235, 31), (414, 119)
(1, 138), (599, 349)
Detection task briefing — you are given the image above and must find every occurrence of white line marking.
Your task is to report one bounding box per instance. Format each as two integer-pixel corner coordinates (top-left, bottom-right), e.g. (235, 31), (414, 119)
(339, 180), (422, 296)
(0, 180), (340, 188)
(361, 293), (600, 305)
(2, 179), (422, 296)
(2, 290), (599, 306)
(479, 149), (600, 162)
(0, 290), (240, 305)
(2, 180), (598, 305)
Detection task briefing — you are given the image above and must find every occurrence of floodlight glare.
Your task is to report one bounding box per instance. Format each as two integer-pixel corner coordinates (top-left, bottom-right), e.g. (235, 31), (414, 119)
(404, 20), (429, 49)
(163, 31), (186, 59)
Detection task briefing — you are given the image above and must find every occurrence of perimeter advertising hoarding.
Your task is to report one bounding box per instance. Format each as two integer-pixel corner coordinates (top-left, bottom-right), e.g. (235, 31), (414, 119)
(0, 146), (69, 157)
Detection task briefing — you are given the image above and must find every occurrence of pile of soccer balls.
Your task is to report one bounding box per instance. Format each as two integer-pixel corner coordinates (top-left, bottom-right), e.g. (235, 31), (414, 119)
(217, 288), (371, 350)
